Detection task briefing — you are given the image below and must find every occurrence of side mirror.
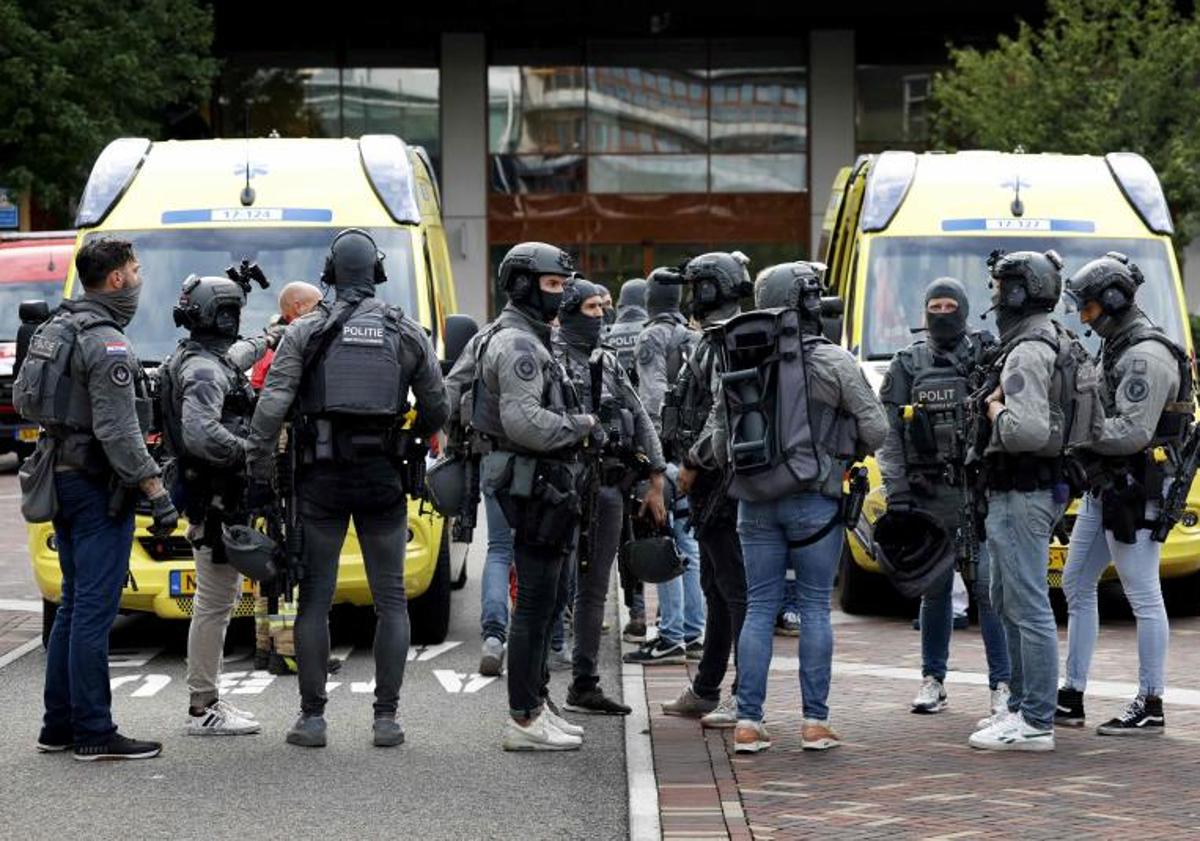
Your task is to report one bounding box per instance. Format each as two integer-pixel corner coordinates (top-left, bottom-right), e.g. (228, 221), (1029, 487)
(819, 296), (844, 345)
(441, 313), (479, 375)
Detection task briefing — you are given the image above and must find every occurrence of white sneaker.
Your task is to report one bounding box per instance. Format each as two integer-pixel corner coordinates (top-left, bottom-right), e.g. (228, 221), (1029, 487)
(542, 706), (585, 738)
(187, 702), (261, 736)
(990, 683), (1011, 717)
(911, 676), (947, 714)
(700, 695), (738, 730)
(213, 698), (258, 721)
(502, 715), (582, 751)
(969, 712), (1055, 752)
(975, 708), (1015, 731)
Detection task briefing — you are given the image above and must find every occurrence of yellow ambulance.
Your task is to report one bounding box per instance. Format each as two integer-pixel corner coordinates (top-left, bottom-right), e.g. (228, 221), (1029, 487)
(820, 150), (1198, 613)
(31, 135), (466, 642)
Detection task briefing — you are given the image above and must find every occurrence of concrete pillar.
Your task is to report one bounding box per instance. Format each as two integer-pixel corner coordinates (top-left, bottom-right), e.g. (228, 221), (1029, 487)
(1182, 240), (1199, 316)
(440, 33), (489, 323)
(808, 30), (856, 258)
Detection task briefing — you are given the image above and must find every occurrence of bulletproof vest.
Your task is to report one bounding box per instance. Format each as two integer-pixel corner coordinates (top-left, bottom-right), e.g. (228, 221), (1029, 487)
(298, 299), (408, 420)
(159, 339), (256, 464)
(13, 302), (123, 433)
(666, 335), (718, 455)
(604, 318), (643, 380)
(713, 308), (854, 502)
(561, 347), (636, 457)
(993, 320), (1104, 458)
(1102, 324), (1194, 449)
(647, 315), (697, 383)
(902, 336), (985, 472)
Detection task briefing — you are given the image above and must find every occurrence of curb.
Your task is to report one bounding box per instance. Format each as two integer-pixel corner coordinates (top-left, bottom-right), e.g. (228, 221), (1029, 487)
(619, 595), (661, 841)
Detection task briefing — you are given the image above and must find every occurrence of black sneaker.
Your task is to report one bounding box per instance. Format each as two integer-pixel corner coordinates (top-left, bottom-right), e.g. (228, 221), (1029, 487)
(1097, 695), (1165, 736)
(684, 638), (704, 661)
(1055, 687), (1085, 727)
(622, 617), (647, 643)
(73, 733), (162, 762)
(622, 637), (686, 666)
(565, 686), (632, 716)
(35, 727), (72, 753)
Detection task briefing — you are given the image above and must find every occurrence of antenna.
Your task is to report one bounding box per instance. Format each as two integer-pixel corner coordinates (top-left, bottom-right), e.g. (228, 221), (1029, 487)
(1010, 173), (1024, 217)
(240, 140), (256, 207)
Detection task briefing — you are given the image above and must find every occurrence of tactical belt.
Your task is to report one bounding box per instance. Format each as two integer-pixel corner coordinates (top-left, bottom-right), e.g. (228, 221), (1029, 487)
(985, 454), (1063, 492)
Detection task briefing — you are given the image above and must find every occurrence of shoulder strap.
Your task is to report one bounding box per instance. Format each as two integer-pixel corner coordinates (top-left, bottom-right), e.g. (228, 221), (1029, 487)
(1122, 327), (1193, 404)
(302, 303), (357, 369)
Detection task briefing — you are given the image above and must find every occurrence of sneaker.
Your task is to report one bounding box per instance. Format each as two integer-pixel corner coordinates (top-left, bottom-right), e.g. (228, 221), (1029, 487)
(35, 727), (72, 753)
(73, 733), (162, 762)
(479, 636), (506, 677)
(187, 701), (261, 736)
(684, 638), (704, 661)
(285, 714), (327, 748)
(622, 638), (686, 666)
(990, 683), (1011, 717)
(1096, 695), (1165, 736)
(733, 719), (771, 754)
(975, 709), (1016, 731)
(911, 676), (948, 714)
(373, 716), (406, 747)
(700, 695), (738, 730)
(542, 705), (585, 738)
(502, 714), (582, 751)
(969, 713), (1054, 752)
(662, 686), (718, 718)
(565, 686), (632, 716)
(213, 698), (258, 721)
(801, 719), (841, 751)
(548, 647), (573, 672)
(1055, 686), (1085, 727)
(622, 617), (647, 643)
(774, 611), (801, 636)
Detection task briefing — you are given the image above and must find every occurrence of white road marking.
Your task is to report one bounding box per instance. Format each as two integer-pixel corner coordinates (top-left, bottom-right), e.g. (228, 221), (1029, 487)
(131, 674), (171, 697)
(0, 637), (40, 670)
(351, 679), (375, 694)
(109, 648), (163, 668)
(408, 641), (462, 662)
(0, 598), (41, 613)
(325, 681), (341, 693)
(432, 670), (496, 694)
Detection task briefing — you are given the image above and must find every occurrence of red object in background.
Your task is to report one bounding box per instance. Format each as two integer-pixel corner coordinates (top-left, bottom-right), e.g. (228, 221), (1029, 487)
(0, 236), (75, 285)
(250, 348), (275, 390)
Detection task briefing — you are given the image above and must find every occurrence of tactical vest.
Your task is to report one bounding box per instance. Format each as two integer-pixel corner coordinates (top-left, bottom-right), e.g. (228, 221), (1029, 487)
(159, 339), (256, 464)
(645, 315), (697, 384)
(712, 308), (856, 502)
(664, 335), (717, 457)
(299, 300), (408, 420)
(13, 303), (123, 433)
(604, 318), (643, 380)
(902, 336), (987, 474)
(560, 347), (637, 470)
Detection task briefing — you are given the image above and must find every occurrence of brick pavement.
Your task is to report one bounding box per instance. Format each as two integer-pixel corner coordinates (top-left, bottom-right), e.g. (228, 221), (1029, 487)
(640, 605), (1200, 840)
(0, 608), (39, 660)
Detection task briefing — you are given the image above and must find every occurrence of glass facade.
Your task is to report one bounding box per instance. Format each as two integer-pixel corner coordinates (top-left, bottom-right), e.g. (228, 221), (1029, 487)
(855, 64), (938, 154)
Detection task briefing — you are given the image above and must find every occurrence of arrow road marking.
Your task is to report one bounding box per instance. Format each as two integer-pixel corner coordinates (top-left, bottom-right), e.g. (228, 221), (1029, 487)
(433, 670), (497, 694)
(408, 641), (462, 662)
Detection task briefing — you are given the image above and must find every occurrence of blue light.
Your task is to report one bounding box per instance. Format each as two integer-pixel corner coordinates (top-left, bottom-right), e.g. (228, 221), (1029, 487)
(1106, 152), (1174, 235)
(861, 151), (917, 233)
(359, 135), (420, 224)
(75, 138), (151, 228)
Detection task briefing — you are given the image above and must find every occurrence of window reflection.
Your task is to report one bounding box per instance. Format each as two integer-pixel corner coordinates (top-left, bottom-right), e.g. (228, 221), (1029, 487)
(709, 68), (806, 153)
(342, 68), (440, 169)
(589, 155), (708, 193)
(856, 64), (938, 154)
(711, 154), (806, 192)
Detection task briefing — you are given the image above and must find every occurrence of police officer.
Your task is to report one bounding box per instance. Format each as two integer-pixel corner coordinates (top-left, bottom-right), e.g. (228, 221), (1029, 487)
(658, 252), (750, 728)
(160, 275), (273, 735)
(968, 249), (1096, 753)
(719, 263), (887, 753)
(246, 229), (447, 749)
(471, 242), (596, 751)
(635, 270), (705, 663)
(878, 277), (1011, 719)
(554, 277), (668, 716)
(15, 238), (178, 761)
(1059, 253), (1188, 736)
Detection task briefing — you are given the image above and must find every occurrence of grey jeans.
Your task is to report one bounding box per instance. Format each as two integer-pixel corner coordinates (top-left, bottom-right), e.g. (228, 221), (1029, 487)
(185, 525), (242, 709)
(571, 485), (624, 693)
(985, 488), (1062, 730)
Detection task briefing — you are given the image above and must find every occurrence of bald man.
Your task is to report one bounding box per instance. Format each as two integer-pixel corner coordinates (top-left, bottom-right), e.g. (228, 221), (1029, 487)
(250, 283), (322, 391)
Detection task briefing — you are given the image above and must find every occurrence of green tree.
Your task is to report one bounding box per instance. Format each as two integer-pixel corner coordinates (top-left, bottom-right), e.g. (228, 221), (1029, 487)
(0, 0), (218, 223)
(930, 0), (1200, 246)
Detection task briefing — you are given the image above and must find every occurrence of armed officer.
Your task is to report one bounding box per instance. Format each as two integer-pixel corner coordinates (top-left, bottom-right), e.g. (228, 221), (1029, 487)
(879, 277), (1011, 719)
(246, 228), (447, 749)
(15, 238), (178, 761)
(1059, 253), (1189, 736)
(469, 242), (596, 752)
(160, 274), (273, 736)
(554, 277), (667, 717)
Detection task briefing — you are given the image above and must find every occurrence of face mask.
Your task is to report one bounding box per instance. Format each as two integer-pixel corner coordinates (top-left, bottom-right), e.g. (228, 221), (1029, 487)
(925, 310), (966, 347)
(536, 288), (563, 323)
(214, 308), (241, 338)
(602, 306), (616, 326)
(559, 311), (603, 350)
(90, 279), (142, 327)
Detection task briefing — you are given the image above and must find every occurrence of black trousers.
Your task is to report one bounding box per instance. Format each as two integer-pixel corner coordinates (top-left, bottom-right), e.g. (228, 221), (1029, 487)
(508, 538), (571, 718)
(692, 507), (746, 701)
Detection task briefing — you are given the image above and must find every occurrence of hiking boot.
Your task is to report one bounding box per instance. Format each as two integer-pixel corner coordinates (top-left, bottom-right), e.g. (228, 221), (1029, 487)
(285, 714), (327, 748)
(502, 715), (582, 751)
(373, 716), (406, 747)
(1097, 695), (1165, 736)
(1055, 686), (1085, 727)
(911, 676), (948, 714)
(802, 719), (841, 751)
(565, 685), (632, 716)
(479, 636), (505, 677)
(733, 720), (771, 754)
(662, 686), (718, 718)
(73, 733), (162, 762)
(622, 638), (686, 666)
(622, 617), (647, 643)
(774, 611), (800, 636)
(700, 695), (738, 730)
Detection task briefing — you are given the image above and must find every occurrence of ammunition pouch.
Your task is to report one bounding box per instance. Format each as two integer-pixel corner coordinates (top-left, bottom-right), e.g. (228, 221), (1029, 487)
(1101, 476), (1149, 545)
(493, 454), (581, 548)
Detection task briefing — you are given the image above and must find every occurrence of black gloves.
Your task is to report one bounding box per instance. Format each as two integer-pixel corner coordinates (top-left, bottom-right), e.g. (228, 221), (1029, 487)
(147, 491), (180, 537)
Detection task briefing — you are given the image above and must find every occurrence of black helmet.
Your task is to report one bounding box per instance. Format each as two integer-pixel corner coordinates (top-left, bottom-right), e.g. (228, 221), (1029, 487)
(497, 242), (575, 299)
(1065, 251), (1143, 315)
(987, 249), (1064, 313)
(425, 454), (466, 516)
(617, 277), (647, 312)
(683, 251), (752, 319)
(870, 507), (954, 599)
(621, 535), (686, 584)
(754, 261), (826, 326)
(172, 275), (246, 335)
(320, 228), (387, 287)
(220, 524), (282, 582)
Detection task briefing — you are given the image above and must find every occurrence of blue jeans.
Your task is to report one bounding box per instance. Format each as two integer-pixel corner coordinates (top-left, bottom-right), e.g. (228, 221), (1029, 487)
(43, 471), (135, 745)
(736, 493), (843, 722)
(479, 485), (514, 643)
(656, 512), (705, 645)
(921, 543), (1011, 688)
(1063, 492), (1168, 696)
(779, 578), (800, 616)
(986, 489), (1061, 730)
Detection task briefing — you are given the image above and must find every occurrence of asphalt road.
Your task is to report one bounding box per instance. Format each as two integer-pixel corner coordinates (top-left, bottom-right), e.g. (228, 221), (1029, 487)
(0, 469), (630, 841)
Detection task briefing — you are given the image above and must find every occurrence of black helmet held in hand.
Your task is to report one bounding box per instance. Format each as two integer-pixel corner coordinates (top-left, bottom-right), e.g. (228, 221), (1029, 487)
(221, 524), (282, 582)
(871, 507), (955, 599)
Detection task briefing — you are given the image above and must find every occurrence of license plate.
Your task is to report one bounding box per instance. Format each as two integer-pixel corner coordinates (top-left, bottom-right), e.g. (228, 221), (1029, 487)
(1049, 545), (1067, 570)
(16, 427), (38, 442)
(169, 569), (256, 596)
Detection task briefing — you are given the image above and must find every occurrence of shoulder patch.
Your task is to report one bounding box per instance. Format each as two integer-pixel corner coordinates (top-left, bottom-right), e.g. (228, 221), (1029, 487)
(1124, 377), (1150, 403)
(1132, 358), (1148, 375)
(880, 372), (894, 396)
(104, 341), (129, 356)
(1003, 371), (1025, 397)
(191, 368), (216, 382)
(109, 362), (133, 388)
(514, 353), (539, 382)
(637, 341), (655, 366)
(512, 336), (536, 354)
